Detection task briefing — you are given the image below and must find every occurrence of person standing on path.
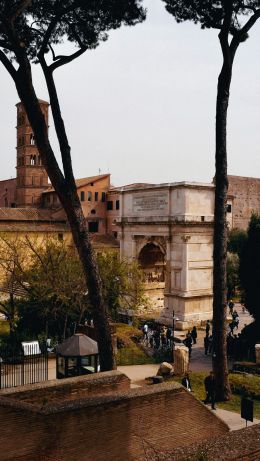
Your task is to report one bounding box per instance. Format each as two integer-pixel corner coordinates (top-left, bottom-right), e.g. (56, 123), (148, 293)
(204, 334), (210, 355)
(184, 332), (192, 358)
(204, 371), (216, 410)
(205, 320), (211, 335)
(182, 373), (192, 392)
(208, 335), (213, 354)
(229, 300), (234, 316)
(191, 326), (197, 344)
(143, 323), (148, 342)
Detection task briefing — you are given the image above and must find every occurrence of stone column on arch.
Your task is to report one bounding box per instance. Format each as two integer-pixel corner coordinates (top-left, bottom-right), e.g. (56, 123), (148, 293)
(180, 234), (191, 292)
(165, 236), (172, 292)
(118, 231), (124, 260)
(131, 235), (137, 260)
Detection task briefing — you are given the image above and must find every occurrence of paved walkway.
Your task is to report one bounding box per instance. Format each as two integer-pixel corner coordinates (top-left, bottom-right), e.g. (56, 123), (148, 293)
(188, 302), (253, 372)
(118, 364), (158, 384)
(212, 408), (259, 431)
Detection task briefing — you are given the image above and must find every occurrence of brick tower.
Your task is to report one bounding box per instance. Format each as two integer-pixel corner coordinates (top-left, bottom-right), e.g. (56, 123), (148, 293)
(16, 100), (49, 207)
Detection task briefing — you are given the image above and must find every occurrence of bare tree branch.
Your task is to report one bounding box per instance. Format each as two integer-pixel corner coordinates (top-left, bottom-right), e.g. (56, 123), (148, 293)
(230, 8), (260, 54)
(49, 47), (86, 72)
(0, 49), (17, 80)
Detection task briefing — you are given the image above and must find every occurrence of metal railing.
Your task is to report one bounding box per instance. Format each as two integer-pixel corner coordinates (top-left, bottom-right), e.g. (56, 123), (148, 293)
(0, 344), (48, 389)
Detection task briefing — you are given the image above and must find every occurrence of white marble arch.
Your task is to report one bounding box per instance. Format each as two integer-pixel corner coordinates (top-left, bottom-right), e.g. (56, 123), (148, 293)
(115, 181), (215, 328)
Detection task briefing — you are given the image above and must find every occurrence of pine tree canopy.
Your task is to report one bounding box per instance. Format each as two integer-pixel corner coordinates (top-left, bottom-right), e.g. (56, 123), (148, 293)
(162, 1), (260, 38)
(0, 0), (146, 65)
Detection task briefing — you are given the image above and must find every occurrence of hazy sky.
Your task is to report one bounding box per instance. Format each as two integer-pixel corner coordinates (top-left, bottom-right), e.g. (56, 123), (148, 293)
(0, 1), (260, 187)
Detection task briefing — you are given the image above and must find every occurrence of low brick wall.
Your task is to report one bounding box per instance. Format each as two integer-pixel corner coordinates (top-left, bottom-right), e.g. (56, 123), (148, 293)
(0, 371), (229, 461)
(0, 370), (130, 407)
(154, 423), (260, 461)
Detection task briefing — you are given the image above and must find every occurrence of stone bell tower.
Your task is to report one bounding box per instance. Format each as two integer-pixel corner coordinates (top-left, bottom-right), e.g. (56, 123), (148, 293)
(16, 100), (49, 207)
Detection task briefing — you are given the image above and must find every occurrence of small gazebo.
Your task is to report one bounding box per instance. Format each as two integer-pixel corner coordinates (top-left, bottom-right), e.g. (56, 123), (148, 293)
(56, 333), (99, 379)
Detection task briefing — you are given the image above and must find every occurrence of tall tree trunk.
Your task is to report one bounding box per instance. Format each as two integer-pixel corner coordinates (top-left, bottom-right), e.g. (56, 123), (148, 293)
(212, 60), (232, 400)
(63, 314), (68, 340)
(14, 61), (114, 371)
(9, 292), (16, 344)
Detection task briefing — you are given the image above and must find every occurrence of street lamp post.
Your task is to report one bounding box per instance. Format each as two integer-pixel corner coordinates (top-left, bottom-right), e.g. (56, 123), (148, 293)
(172, 309), (175, 343)
(172, 309), (179, 363)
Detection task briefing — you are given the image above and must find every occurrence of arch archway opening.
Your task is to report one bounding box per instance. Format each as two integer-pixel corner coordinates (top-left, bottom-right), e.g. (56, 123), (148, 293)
(138, 242), (165, 283)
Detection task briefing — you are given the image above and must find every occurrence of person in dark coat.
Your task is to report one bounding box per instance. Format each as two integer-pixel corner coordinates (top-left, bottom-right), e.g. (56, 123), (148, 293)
(204, 371), (216, 409)
(191, 326), (197, 344)
(228, 300), (234, 315)
(208, 335), (213, 354)
(205, 320), (211, 335)
(204, 334), (210, 355)
(184, 332), (192, 358)
(181, 373), (192, 392)
(166, 327), (173, 347)
(229, 321), (235, 334)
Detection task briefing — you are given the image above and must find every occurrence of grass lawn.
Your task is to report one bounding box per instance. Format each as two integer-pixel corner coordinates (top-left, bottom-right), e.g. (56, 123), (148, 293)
(174, 371), (260, 419)
(115, 323), (155, 365)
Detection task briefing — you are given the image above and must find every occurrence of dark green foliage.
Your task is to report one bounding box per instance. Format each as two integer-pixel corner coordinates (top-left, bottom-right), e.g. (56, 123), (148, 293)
(16, 297), (81, 340)
(241, 320), (260, 346)
(228, 228), (247, 256)
(227, 229), (247, 256)
(162, 1), (259, 37)
(227, 252), (239, 299)
(96, 252), (148, 317)
(240, 214), (260, 320)
(0, 0), (146, 62)
(227, 229), (247, 298)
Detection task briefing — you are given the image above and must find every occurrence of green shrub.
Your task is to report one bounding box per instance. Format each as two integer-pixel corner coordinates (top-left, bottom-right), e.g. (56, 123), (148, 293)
(115, 323), (155, 365)
(0, 320), (10, 338)
(229, 373), (260, 400)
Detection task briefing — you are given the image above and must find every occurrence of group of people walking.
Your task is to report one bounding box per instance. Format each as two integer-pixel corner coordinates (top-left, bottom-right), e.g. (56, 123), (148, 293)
(142, 323), (173, 350)
(144, 303), (245, 359)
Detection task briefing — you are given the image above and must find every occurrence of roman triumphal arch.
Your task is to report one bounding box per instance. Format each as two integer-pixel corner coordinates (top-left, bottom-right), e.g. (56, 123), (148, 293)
(115, 181), (215, 329)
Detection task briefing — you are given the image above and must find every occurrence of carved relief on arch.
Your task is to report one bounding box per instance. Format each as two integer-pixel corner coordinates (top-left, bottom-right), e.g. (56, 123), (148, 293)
(181, 235), (191, 243)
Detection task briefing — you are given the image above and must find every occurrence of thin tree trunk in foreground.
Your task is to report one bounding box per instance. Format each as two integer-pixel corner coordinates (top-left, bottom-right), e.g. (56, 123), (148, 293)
(212, 59), (232, 401)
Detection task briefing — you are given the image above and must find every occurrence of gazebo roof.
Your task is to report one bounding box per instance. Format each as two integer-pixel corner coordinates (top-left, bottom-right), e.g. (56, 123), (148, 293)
(56, 334), (98, 357)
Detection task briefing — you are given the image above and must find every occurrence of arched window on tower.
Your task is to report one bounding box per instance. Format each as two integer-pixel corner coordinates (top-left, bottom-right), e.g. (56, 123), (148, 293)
(30, 155), (36, 165)
(30, 133), (35, 145)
